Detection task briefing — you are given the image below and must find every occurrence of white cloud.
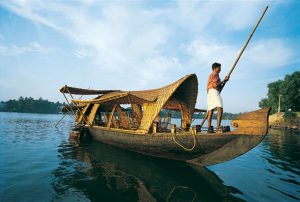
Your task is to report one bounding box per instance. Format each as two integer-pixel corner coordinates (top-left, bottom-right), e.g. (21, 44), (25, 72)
(0, 42), (52, 56)
(221, 1), (265, 30)
(182, 36), (295, 83)
(186, 36), (237, 70)
(0, 1), (61, 30)
(137, 56), (183, 87)
(172, 1), (218, 32)
(0, 2), (267, 59)
(246, 39), (295, 69)
(171, 0), (270, 33)
(0, 0), (298, 112)
(73, 48), (91, 59)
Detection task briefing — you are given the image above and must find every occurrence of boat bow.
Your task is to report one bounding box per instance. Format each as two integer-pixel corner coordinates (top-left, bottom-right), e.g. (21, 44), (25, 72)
(188, 108), (271, 166)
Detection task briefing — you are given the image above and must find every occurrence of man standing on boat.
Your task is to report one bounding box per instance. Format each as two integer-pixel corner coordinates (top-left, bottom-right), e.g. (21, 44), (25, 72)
(206, 62), (229, 133)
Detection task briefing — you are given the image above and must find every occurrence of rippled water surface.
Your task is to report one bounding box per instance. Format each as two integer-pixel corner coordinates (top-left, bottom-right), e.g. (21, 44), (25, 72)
(0, 112), (299, 201)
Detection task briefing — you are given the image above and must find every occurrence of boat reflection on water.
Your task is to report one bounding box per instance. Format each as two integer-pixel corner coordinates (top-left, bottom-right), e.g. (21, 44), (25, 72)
(52, 138), (244, 201)
(261, 129), (300, 201)
(266, 129), (300, 168)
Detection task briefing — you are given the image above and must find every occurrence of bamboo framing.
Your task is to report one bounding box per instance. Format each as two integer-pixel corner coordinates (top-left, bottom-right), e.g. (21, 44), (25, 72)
(61, 74), (198, 133)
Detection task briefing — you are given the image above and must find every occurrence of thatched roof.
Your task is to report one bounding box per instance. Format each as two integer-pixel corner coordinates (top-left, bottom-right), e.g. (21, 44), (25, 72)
(60, 85), (119, 95)
(71, 75), (197, 105)
(63, 74), (198, 132)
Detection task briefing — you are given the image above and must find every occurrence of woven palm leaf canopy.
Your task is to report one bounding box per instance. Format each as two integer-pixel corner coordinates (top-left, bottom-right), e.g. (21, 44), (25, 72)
(62, 74), (198, 133)
(60, 86), (119, 95)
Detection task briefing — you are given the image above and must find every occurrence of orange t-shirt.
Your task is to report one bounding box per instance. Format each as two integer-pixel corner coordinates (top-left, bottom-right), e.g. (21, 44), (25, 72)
(207, 72), (221, 92)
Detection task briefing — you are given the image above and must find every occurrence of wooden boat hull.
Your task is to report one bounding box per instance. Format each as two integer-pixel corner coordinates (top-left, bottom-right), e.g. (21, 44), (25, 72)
(88, 127), (264, 166)
(85, 108), (270, 166)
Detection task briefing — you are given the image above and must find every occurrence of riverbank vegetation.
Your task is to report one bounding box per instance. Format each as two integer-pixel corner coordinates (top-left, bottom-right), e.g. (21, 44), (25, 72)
(259, 71), (299, 114)
(259, 71), (300, 129)
(0, 97), (63, 114)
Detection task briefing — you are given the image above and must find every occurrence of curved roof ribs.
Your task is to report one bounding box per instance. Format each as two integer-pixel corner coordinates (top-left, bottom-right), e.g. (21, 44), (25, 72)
(137, 74), (198, 133)
(69, 74), (198, 133)
(60, 85), (119, 95)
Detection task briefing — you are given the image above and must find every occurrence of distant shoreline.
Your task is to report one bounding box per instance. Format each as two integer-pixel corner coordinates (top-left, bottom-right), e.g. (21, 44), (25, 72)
(269, 112), (300, 131)
(0, 97), (63, 114)
(0, 111), (62, 115)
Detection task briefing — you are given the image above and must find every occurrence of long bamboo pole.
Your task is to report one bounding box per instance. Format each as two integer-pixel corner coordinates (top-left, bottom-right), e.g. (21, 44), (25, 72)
(220, 5), (269, 91)
(200, 5), (269, 127)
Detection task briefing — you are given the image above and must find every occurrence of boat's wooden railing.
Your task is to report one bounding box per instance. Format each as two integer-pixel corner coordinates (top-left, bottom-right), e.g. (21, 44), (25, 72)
(229, 108), (271, 135)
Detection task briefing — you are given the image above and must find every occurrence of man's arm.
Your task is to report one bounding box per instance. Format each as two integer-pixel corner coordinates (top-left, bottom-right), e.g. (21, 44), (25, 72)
(219, 76), (230, 91)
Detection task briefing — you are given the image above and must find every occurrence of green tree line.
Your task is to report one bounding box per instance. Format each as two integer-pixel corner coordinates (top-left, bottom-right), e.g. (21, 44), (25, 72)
(0, 97), (63, 114)
(259, 71), (300, 114)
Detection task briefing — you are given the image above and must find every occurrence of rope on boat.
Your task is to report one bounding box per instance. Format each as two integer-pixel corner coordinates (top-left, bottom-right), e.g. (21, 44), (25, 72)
(55, 113), (67, 128)
(170, 94), (196, 151)
(171, 129), (196, 151)
(66, 87), (92, 126)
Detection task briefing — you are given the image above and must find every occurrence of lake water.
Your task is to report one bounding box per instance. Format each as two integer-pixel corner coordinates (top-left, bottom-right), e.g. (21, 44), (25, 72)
(0, 112), (299, 202)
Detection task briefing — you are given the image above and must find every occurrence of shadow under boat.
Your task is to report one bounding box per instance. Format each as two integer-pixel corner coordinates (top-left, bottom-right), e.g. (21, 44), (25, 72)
(52, 139), (245, 201)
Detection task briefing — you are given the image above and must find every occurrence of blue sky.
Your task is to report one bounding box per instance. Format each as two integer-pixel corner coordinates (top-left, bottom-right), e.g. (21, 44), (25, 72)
(0, 0), (299, 113)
